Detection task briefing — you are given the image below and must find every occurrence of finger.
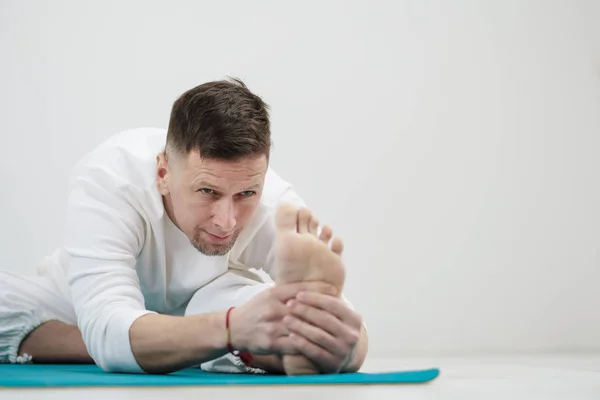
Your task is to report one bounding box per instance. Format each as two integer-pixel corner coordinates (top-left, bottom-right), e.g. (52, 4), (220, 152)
(297, 208), (311, 233)
(319, 225), (333, 244)
(287, 333), (341, 373)
(295, 292), (363, 328)
(283, 315), (340, 353)
(287, 300), (344, 335)
(272, 336), (302, 356)
(272, 281), (336, 302)
(287, 300), (360, 345)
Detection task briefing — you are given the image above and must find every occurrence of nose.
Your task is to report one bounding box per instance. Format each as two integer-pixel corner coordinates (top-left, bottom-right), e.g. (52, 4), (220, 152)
(212, 198), (236, 233)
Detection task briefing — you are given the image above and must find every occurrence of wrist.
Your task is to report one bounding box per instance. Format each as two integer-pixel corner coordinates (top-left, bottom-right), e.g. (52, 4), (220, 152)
(213, 311), (229, 351)
(225, 306), (254, 367)
(227, 307), (246, 352)
(190, 312), (229, 356)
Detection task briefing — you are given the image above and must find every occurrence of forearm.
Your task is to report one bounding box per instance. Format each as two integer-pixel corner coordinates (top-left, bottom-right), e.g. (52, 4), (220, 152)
(342, 325), (369, 373)
(130, 312), (228, 374)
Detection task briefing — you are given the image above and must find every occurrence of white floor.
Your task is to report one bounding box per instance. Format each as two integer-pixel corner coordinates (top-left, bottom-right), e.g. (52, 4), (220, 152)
(2, 353), (600, 400)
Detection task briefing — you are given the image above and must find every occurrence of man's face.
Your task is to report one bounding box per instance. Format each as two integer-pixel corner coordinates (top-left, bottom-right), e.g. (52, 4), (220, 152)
(157, 150), (267, 256)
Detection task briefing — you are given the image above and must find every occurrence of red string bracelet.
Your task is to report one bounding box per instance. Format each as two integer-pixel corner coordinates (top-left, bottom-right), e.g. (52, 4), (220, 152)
(225, 306), (253, 367)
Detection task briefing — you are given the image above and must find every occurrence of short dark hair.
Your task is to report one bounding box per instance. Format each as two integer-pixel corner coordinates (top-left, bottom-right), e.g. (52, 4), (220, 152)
(166, 77), (271, 161)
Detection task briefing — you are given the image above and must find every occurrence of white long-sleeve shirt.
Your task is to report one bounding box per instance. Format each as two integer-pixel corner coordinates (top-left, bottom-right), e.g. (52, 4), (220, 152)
(55, 127), (307, 373)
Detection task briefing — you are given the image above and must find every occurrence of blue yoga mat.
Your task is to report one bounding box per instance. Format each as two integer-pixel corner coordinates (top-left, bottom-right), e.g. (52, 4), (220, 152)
(0, 364), (439, 387)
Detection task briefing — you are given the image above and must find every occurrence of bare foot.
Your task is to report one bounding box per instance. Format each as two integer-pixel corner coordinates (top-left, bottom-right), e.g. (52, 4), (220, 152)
(274, 203), (345, 375)
(274, 204), (345, 290)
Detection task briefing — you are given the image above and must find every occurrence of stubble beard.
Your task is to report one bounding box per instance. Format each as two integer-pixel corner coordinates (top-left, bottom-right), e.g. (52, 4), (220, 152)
(191, 230), (240, 256)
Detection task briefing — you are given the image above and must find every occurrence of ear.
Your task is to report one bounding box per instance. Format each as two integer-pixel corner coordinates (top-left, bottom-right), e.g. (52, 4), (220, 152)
(156, 151), (170, 195)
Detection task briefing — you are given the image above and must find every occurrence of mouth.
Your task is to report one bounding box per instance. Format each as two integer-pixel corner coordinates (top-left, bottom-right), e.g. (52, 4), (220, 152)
(203, 231), (233, 243)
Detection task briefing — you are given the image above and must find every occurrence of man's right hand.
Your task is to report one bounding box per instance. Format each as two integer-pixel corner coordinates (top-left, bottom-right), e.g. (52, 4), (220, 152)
(228, 281), (336, 355)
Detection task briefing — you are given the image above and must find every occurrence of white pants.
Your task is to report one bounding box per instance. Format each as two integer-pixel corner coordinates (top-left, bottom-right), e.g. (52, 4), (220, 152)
(0, 270), (77, 364)
(0, 266), (272, 373)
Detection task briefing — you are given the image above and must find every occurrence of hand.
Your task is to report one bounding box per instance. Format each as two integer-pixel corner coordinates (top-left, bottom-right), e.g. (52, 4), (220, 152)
(284, 292), (363, 374)
(229, 282), (336, 355)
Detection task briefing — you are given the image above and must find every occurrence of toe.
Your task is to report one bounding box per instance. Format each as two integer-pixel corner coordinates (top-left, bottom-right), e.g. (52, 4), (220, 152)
(297, 208), (312, 233)
(319, 225), (333, 243)
(331, 237), (344, 255)
(276, 203), (299, 232)
(309, 215), (319, 236)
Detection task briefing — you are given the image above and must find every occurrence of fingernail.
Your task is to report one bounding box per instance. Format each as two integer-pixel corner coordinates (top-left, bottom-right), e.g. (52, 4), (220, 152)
(287, 300), (297, 308)
(296, 292), (307, 301)
(283, 316), (294, 325)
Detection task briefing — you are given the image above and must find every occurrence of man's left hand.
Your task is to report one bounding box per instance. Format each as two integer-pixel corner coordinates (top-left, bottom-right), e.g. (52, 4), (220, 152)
(283, 291), (363, 374)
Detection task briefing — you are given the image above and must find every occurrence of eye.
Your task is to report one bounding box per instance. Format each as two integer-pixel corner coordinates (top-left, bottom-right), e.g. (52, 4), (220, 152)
(198, 188), (215, 195)
(240, 190), (256, 197)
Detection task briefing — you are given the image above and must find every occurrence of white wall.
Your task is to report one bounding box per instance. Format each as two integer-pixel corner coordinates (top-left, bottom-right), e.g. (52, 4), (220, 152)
(1, 0), (599, 358)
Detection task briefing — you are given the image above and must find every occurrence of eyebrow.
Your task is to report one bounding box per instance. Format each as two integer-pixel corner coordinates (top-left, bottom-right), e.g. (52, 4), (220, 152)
(195, 181), (261, 191)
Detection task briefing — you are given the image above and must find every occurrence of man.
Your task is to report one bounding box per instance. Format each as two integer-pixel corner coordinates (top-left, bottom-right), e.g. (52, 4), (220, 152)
(0, 78), (368, 375)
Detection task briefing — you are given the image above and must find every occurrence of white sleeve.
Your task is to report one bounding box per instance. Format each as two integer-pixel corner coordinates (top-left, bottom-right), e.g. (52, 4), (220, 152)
(63, 168), (155, 373)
